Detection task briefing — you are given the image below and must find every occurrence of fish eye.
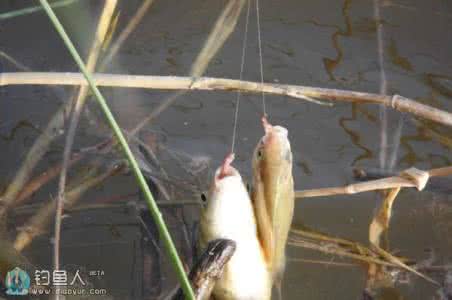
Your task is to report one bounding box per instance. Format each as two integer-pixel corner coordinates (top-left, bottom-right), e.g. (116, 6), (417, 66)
(200, 193), (207, 203)
(257, 150), (263, 158)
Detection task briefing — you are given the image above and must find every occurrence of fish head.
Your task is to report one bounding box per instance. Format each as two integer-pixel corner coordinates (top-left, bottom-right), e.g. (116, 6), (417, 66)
(252, 116), (293, 179)
(207, 152), (242, 199)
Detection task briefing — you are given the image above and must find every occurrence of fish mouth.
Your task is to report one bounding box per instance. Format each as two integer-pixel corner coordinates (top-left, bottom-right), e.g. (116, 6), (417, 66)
(261, 116), (289, 147)
(216, 152), (238, 180)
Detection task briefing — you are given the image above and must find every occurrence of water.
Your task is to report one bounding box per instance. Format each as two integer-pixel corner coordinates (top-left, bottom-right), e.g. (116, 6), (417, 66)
(1, 0), (452, 299)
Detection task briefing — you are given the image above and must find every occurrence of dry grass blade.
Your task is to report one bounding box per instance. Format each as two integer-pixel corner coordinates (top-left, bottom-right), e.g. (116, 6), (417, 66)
(371, 245), (439, 285)
(288, 258), (357, 268)
(130, 0), (247, 135)
(99, 0), (155, 71)
(0, 107), (68, 223)
(368, 187), (400, 246)
(38, 1), (195, 296)
(289, 226), (439, 284)
(190, 0), (246, 78)
(0, 0), (150, 226)
(367, 187), (438, 286)
(53, 0), (117, 277)
(288, 234), (398, 268)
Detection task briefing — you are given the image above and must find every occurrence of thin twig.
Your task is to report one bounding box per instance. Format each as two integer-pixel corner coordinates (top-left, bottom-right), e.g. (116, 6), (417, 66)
(374, 0), (389, 170)
(0, 0), (78, 20)
(53, 0), (117, 283)
(0, 51), (31, 71)
(3, 73), (452, 127)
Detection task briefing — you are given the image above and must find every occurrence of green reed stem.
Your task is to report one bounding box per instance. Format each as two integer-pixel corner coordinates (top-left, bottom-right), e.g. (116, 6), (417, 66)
(0, 0), (78, 20)
(38, 1), (195, 299)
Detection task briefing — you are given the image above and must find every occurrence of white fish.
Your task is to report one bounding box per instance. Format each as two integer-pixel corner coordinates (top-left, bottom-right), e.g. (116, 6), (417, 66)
(200, 153), (271, 300)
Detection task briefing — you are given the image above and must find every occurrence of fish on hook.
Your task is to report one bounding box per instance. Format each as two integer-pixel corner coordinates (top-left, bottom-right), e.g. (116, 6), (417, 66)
(251, 116), (295, 297)
(199, 153), (271, 300)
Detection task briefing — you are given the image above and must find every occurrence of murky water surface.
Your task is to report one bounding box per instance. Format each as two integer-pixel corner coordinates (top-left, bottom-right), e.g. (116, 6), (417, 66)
(1, 0), (452, 299)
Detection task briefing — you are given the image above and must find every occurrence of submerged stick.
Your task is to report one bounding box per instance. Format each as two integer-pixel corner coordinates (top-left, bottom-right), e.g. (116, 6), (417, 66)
(0, 0), (151, 221)
(2, 73), (452, 127)
(15, 152), (83, 206)
(296, 166), (452, 198)
(0, 104), (68, 223)
(14, 162), (124, 251)
(38, 1), (195, 298)
(173, 239), (236, 300)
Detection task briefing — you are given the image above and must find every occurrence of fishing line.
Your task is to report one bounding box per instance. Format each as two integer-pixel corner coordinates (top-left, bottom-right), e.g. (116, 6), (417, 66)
(256, 0), (267, 117)
(231, 0), (251, 154)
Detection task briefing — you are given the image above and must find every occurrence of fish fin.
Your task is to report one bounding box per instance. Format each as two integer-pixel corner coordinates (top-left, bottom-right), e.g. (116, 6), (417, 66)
(251, 178), (273, 264)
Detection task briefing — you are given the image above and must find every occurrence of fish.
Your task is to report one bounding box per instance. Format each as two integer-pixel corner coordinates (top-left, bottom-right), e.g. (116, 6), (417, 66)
(251, 116), (295, 296)
(199, 153), (271, 300)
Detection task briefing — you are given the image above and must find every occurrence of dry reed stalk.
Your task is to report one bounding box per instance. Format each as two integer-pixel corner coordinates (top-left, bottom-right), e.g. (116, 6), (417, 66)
(2, 73), (452, 127)
(296, 166), (452, 198)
